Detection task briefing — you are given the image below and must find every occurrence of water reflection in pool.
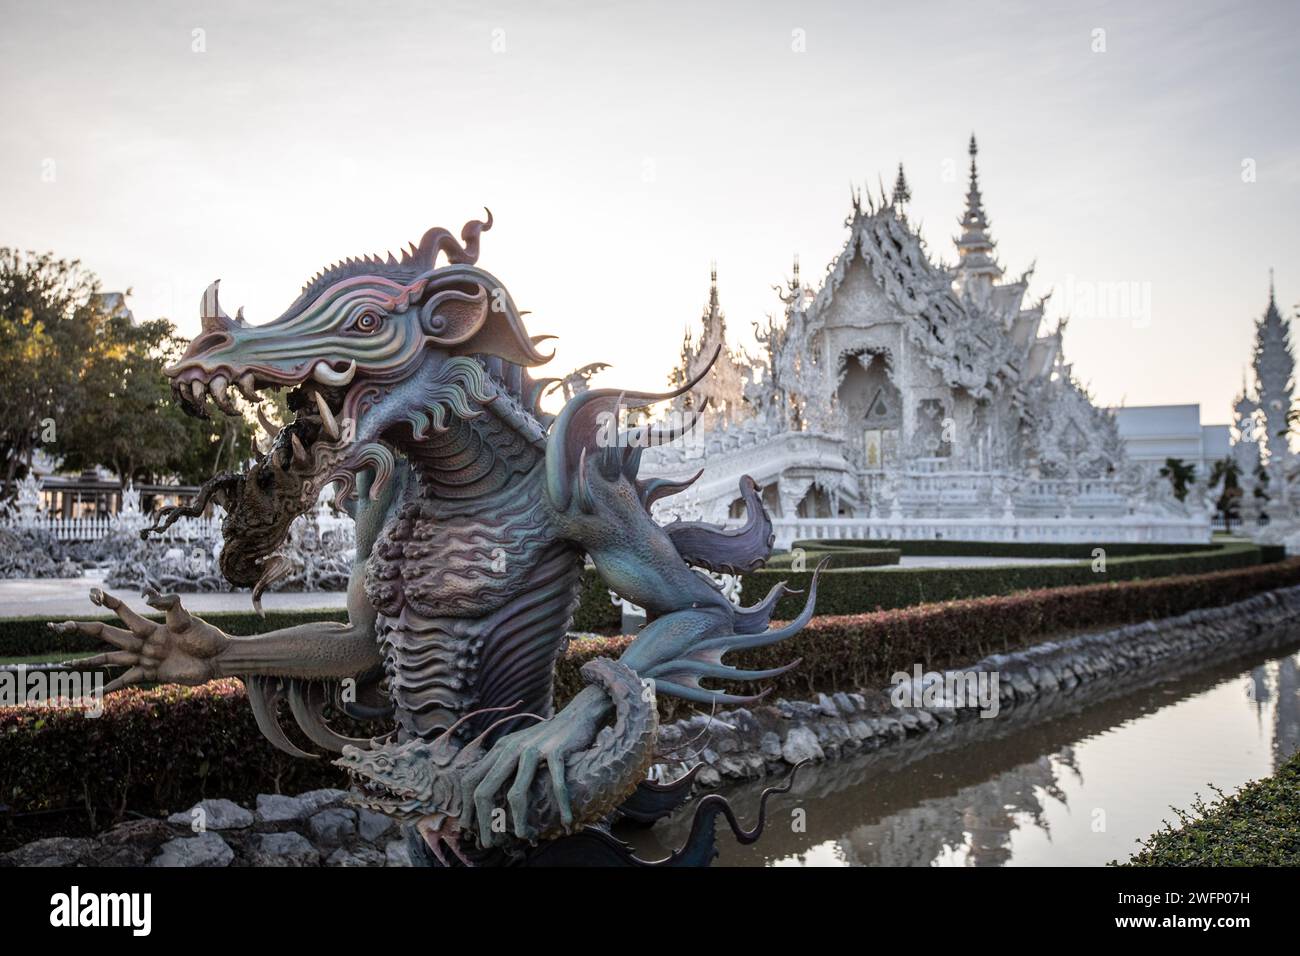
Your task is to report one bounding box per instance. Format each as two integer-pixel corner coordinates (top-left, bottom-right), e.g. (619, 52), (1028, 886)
(619, 638), (1300, 867)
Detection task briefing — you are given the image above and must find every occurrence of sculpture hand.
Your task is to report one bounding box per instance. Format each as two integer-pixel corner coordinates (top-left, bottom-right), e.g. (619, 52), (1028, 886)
(458, 686), (610, 847)
(49, 587), (230, 691)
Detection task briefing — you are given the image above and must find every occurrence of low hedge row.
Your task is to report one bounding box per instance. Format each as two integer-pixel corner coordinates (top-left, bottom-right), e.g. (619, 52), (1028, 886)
(794, 537), (1224, 559)
(0, 542), (1269, 661)
(5, 556), (1297, 849)
(1120, 748), (1300, 866)
(0, 541), (1274, 660)
(763, 547), (901, 570)
(558, 556), (1300, 707)
(745, 540), (1265, 619)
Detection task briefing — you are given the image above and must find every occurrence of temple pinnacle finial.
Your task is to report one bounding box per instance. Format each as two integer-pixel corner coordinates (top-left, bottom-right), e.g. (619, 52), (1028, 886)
(969, 133), (978, 158)
(892, 162), (911, 206)
(1269, 267), (1276, 305)
(710, 260), (717, 288)
(792, 254), (800, 287)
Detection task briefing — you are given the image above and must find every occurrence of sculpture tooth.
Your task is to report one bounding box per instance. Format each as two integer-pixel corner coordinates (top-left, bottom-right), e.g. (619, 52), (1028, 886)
(190, 380), (207, 404)
(312, 359), (357, 387)
(291, 433), (309, 464)
(210, 374), (234, 412)
(256, 406), (282, 440)
(237, 372), (258, 402)
(314, 390), (341, 440)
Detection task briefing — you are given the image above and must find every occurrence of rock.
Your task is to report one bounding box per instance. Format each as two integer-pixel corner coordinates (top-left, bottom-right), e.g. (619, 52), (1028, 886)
(309, 808), (357, 847)
(250, 832), (320, 867)
(0, 836), (92, 867)
(325, 846), (386, 867)
(701, 747), (720, 765)
(833, 691), (856, 714)
(718, 756), (748, 779)
(815, 693), (839, 717)
(167, 798), (254, 831)
(256, 793), (311, 823)
(848, 720), (873, 740)
(656, 724), (684, 748)
(92, 820), (174, 867)
(385, 839), (413, 867)
(697, 766), (722, 788)
(151, 832), (234, 867)
(759, 731), (783, 758)
(781, 726), (825, 764)
(298, 788), (349, 810)
(357, 808), (395, 842)
(1008, 672), (1036, 698)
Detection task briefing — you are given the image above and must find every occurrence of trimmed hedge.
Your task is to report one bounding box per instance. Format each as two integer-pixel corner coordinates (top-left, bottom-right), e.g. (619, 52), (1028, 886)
(7, 557), (1295, 850)
(794, 537), (1223, 559)
(559, 556), (1300, 707)
(0, 609), (349, 660)
(763, 547), (901, 570)
(0, 681), (372, 850)
(1120, 749), (1300, 866)
(0, 542), (1259, 660)
(746, 540), (1265, 619)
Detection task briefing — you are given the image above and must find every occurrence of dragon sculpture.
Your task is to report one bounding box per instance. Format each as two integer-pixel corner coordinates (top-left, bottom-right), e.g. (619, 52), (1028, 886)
(52, 213), (822, 865)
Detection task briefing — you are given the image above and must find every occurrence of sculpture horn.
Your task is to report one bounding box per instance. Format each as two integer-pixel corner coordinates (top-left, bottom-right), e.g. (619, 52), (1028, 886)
(545, 345), (721, 510)
(199, 280), (235, 334)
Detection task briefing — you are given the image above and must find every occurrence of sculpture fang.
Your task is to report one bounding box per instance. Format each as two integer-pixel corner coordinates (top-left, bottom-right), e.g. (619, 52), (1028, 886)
(50, 214), (821, 866)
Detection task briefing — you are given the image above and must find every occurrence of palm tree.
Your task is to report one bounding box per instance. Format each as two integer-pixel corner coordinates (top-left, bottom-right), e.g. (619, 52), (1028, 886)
(1158, 457), (1196, 502)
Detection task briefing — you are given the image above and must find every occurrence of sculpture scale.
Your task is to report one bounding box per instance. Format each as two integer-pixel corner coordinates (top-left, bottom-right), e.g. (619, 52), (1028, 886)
(52, 214), (821, 866)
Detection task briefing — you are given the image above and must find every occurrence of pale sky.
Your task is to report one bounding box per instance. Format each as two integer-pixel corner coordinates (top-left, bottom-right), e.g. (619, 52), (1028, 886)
(3, 0), (1297, 424)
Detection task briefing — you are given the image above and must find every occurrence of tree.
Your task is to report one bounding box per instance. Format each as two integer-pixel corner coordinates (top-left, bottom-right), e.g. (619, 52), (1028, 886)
(0, 249), (105, 491)
(1, 249), (259, 493)
(1158, 457), (1196, 502)
(1207, 457), (1242, 532)
(1254, 461), (1271, 524)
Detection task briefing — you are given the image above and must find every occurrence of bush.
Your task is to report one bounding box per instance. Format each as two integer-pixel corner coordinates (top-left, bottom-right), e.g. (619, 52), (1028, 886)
(0, 542), (1261, 660)
(747, 540), (1263, 618)
(794, 538), (1221, 559)
(764, 547), (901, 570)
(1119, 749), (1300, 866)
(3, 557), (1297, 849)
(0, 609), (349, 660)
(562, 556), (1300, 707)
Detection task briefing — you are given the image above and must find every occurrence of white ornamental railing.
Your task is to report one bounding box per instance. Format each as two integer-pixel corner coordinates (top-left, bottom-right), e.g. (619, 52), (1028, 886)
(4, 513), (224, 542)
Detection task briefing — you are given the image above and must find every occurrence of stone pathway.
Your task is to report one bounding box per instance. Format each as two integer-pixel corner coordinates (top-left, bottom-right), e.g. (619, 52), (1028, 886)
(0, 573), (346, 619)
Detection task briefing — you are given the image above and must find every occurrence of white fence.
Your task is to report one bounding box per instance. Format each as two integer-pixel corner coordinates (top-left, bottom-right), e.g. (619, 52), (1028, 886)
(5, 514), (224, 542)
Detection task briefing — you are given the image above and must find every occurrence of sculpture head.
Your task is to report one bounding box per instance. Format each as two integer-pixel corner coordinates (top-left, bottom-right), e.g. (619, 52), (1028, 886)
(162, 213), (552, 592)
(336, 703), (538, 819)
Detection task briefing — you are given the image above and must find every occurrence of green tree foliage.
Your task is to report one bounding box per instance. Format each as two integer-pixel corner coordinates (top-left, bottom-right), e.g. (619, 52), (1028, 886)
(1158, 457), (1196, 502)
(0, 248), (258, 490)
(1207, 457), (1242, 532)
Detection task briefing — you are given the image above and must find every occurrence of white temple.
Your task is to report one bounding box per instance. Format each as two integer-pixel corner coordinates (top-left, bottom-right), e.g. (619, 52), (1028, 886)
(1229, 274), (1300, 540)
(641, 137), (1211, 546)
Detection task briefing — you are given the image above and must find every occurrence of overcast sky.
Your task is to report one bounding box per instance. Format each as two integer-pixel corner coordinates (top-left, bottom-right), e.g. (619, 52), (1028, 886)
(3, 0), (1297, 423)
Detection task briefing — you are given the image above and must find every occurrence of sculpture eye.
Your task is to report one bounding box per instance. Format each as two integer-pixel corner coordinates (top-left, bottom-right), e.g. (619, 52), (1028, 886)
(352, 310), (383, 334)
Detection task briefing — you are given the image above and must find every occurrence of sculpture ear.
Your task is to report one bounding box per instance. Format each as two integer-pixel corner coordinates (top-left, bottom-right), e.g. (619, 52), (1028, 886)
(411, 270), (551, 368)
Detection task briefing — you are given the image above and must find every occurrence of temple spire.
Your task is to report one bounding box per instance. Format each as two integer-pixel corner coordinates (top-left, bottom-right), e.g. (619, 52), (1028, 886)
(1252, 271), (1294, 502)
(953, 133), (1003, 300)
(892, 162), (911, 206)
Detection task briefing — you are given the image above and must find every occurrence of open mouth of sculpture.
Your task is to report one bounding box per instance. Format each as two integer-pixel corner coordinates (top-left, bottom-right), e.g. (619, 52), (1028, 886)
(161, 360), (367, 600)
(170, 357), (358, 472)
